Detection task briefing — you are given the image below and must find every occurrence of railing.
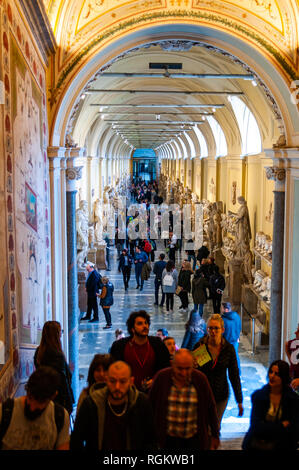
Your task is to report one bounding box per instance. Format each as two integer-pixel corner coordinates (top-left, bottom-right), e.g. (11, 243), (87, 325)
(240, 303), (256, 355)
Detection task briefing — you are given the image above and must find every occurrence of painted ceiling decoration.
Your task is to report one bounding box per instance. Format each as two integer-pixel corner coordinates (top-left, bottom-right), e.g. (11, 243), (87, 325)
(43, 0), (299, 108)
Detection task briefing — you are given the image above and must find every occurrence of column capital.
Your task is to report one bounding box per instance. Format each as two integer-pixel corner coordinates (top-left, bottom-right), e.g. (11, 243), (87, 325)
(66, 166), (83, 182)
(265, 166), (286, 182)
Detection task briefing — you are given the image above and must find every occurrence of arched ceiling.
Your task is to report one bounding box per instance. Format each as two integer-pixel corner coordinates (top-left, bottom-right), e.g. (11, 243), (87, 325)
(68, 41), (280, 158)
(42, 1), (299, 149)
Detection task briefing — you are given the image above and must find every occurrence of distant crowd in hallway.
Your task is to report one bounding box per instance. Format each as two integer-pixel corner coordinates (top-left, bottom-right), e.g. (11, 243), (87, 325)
(1, 179), (299, 452)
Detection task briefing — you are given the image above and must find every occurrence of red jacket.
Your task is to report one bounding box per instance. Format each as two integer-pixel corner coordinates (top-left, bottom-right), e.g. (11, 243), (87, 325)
(149, 367), (219, 449)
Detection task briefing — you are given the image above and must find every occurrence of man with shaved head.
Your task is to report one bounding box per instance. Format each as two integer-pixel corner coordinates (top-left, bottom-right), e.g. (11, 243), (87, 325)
(70, 360), (155, 450)
(149, 349), (220, 450)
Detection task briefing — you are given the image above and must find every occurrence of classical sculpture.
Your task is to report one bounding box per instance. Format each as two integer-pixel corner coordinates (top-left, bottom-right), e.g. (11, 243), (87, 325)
(228, 196), (252, 254)
(76, 200), (89, 267)
(93, 198), (105, 245)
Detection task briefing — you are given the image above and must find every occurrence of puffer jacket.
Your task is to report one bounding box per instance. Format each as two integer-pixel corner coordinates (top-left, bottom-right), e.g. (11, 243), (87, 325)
(99, 281), (114, 307)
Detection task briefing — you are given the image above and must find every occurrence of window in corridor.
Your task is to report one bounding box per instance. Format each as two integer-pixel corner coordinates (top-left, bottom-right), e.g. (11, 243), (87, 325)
(228, 96), (262, 156)
(206, 116), (227, 157)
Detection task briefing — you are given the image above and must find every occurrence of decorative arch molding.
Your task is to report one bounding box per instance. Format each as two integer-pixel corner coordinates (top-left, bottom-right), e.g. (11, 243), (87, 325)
(50, 25), (299, 150)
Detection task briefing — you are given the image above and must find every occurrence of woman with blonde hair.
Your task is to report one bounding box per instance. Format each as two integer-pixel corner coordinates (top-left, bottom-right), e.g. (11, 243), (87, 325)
(34, 321), (74, 415)
(192, 313), (244, 428)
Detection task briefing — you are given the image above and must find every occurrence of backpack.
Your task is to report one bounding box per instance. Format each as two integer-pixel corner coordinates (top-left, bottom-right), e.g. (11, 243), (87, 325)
(144, 241), (152, 253)
(0, 398), (65, 448)
(150, 240), (156, 251)
(163, 273), (174, 287)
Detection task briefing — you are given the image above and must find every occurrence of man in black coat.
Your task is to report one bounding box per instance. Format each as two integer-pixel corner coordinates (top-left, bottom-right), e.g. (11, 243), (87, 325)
(153, 253), (166, 306)
(209, 265), (226, 313)
(81, 261), (102, 322)
(110, 310), (170, 392)
(118, 248), (133, 291)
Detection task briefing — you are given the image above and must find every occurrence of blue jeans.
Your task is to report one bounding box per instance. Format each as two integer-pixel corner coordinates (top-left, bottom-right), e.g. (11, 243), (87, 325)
(193, 303), (204, 317)
(188, 254), (197, 271)
(135, 263), (144, 288)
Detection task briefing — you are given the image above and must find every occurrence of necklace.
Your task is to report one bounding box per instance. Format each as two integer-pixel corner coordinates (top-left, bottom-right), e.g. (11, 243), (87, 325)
(107, 399), (128, 417)
(130, 339), (150, 368)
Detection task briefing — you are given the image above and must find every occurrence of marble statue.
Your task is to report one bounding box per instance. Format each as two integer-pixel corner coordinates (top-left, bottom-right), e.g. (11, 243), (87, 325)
(228, 196), (251, 257)
(93, 198), (106, 245)
(76, 199), (89, 267)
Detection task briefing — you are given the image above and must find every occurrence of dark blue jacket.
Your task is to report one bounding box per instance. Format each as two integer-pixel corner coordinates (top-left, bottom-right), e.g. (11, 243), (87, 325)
(181, 312), (207, 350)
(86, 270), (102, 297)
(242, 384), (299, 450)
(118, 253), (133, 271)
(100, 281), (114, 307)
(153, 260), (167, 280)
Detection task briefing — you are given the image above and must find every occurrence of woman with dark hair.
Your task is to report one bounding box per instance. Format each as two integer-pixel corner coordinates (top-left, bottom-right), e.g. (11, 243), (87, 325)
(181, 310), (207, 351)
(34, 321), (74, 415)
(76, 354), (113, 414)
(161, 260), (178, 313)
(242, 360), (299, 450)
(177, 260), (194, 312)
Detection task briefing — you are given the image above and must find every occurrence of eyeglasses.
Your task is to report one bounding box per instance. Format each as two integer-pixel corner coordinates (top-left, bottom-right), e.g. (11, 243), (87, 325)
(208, 326), (221, 331)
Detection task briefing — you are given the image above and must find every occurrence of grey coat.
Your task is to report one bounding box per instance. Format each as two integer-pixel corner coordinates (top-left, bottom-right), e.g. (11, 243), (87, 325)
(161, 268), (178, 293)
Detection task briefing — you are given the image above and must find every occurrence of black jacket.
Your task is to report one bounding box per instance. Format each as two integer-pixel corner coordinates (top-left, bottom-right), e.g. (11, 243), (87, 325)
(209, 272), (225, 295)
(34, 348), (74, 414)
(197, 246), (210, 262)
(178, 269), (193, 292)
(191, 274), (209, 304)
(193, 336), (242, 404)
(242, 384), (299, 450)
(118, 253), (133, 271)
(110, 336), (170, 374)
(85, 269), (102, 297)
(70, 385), (156, 450)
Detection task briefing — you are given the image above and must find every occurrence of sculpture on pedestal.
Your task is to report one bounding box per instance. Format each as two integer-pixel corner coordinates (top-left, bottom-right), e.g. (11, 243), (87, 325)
(76, 200), (89, 268)
(228, 196), (252, 253)
(93, 198), (106, 246)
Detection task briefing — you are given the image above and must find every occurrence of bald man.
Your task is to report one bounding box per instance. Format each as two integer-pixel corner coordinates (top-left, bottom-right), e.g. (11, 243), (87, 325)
(149, 349), (220, 450)
(70, 361), (155, 450)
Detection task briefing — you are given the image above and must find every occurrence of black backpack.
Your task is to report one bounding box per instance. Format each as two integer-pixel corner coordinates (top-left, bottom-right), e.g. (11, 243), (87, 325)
(0, 398), (65, 448)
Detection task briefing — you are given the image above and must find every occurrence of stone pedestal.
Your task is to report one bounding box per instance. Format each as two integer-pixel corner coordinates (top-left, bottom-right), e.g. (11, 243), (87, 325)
(228, 258), (243, 305)
(241, 284), (258, 315)
(78, 270), (87, 313)
(87, 248), (97, 265)
(96, 245), (107, 269)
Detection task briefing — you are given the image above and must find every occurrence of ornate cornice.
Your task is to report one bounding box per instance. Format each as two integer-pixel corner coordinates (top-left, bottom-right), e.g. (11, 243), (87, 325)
(49, 9), (299, 107)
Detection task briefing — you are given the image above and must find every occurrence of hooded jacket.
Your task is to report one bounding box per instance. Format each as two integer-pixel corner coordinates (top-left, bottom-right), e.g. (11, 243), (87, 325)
(222, 310), (241, 344)
(70, 385), (156, 450)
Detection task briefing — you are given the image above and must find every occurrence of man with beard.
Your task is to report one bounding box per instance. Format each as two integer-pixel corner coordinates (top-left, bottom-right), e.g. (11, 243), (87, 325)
(0, 366), (70, 450)
(70, 361), (155, 450)
(110, 310), (170, 392)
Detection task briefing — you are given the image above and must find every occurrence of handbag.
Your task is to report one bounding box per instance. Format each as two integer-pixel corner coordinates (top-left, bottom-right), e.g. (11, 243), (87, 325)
(175, 286), (183, 295)
(249, 436), (279, 451)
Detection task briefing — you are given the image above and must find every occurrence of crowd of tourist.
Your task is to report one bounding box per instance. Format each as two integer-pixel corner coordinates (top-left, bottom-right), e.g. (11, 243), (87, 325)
(1, 178), (299, 452)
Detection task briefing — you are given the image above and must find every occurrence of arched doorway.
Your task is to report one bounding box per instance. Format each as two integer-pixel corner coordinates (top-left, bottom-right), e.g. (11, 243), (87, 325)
(132, 149), (157, 182)
(46, 11), (299, 391)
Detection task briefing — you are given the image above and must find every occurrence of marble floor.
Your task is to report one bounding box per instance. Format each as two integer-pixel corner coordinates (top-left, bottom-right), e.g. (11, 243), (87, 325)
(78, 244), (269, 450)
